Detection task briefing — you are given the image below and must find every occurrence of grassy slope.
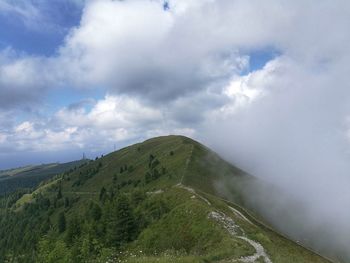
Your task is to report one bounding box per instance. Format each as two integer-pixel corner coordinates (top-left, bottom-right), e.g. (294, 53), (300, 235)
(16, 135), (331, 263)
(0, 165), (37, 178)
(0, 160), (88, 179)
(0, 160), (88, 196)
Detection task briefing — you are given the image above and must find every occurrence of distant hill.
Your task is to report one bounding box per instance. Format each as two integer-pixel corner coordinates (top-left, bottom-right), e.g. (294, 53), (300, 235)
(0, 160), (89, 195)
(0, 136), (334, 263)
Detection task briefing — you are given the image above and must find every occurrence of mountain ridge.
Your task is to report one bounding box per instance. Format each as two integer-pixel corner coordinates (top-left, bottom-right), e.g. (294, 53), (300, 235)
(0, 159), (89, 196)
(0, 135), (334, 263)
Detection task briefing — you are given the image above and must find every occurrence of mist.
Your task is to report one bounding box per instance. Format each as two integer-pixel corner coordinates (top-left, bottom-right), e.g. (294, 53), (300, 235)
(204, 56), (350, 261)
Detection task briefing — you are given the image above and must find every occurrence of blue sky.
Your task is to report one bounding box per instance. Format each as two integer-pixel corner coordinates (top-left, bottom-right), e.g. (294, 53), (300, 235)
(0, 0), (82, 56)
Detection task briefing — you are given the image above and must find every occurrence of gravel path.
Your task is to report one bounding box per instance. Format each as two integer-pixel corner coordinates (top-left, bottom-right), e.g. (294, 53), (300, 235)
(176, 184), (211, 206)
(238, 236), (272, 263)
(208, 210), (272, 263)
(228, 206), (254, 226)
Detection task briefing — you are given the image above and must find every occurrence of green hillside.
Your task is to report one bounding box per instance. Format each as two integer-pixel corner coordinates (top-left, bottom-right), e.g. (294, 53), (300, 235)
(0, 136), (332, 263)
(0, 160), (89, 196)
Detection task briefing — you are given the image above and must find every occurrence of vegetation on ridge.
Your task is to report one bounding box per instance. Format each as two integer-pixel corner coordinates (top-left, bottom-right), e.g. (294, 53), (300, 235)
(0, 135), (331, 263)
(0, 160), (88, 196)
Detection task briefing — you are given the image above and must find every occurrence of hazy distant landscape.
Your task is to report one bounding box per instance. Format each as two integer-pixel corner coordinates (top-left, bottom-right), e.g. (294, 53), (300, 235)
(0, 160), (88, 195)
(1, 0), (350, 262)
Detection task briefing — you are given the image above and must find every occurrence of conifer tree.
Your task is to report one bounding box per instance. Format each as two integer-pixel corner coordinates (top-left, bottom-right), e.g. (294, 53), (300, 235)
(99, 187), (107, 202)
(57, 212), (66, 233)
(57, 186), (62, 199)
(106, 195), (136, 247)
(65, 216), (81, 244)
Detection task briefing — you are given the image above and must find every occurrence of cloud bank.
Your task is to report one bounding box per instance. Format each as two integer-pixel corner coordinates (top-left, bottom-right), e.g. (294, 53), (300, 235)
(205, 56), (350, 260)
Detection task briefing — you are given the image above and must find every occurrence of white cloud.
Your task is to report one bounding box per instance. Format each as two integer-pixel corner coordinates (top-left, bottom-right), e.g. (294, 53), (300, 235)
(2, 0), (350, 168)
(56, 95), (163, 130)
(0, 48), (60, 108)
(1, 0), (253, 105)
(15, 121), (34, 133)
(204, 48), (350, 259)
(0, 133), (6, 143)
(0, 95), (172, 152)
(3, 0), (348, 106)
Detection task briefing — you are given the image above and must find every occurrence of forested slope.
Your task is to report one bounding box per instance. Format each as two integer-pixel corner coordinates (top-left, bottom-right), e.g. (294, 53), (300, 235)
(0, 160), (88, 195)
(0, 136), (331, 263)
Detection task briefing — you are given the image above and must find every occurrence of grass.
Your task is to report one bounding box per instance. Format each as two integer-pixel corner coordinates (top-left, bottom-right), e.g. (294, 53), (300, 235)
(14, 179), (60, 209)
(0, 159), (89, 196)
(0, 165), (36, 178)
(11, 135), (333, 263)
(123, 254), (203, 263)
(129, 187), (255, 262)
(1, 160), (86, 179)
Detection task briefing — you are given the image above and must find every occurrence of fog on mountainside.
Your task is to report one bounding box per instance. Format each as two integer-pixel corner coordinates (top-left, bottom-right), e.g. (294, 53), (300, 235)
(206, 74), (350, 261)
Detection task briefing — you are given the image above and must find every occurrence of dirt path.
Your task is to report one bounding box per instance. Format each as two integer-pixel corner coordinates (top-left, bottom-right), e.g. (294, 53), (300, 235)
(238, 236), (272, 263)
(62, 191), (98, 195)
(176, 184), (211, 206)
(208, 210), (273, 263)
(228, 206), (254, 226)
(177, 165), (272, 263)
(180, 144), (194, 184)
(146, 189), (164, 195)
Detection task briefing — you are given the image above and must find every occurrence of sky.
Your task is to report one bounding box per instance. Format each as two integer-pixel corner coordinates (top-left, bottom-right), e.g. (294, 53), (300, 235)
(2, 0), (350, 259)
(0, 0), (281, 168)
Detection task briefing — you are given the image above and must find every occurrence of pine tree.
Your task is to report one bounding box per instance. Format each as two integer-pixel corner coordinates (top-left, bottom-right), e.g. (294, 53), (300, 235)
(99, 187), (107, 202)
(151, 159), (160, 169)
(90, 203), (102, 221)
(57, 212), (66, 233)
(152, 168), (160, 180)
(106, 195), (136, 247)
(64, 197), (70, 208)
(115, 195), (136, 245)
(113, 174), (118, 184)
(145, 172), (152, 184)
(65, 216), (81, 244)
(57, 186), (62, 200)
